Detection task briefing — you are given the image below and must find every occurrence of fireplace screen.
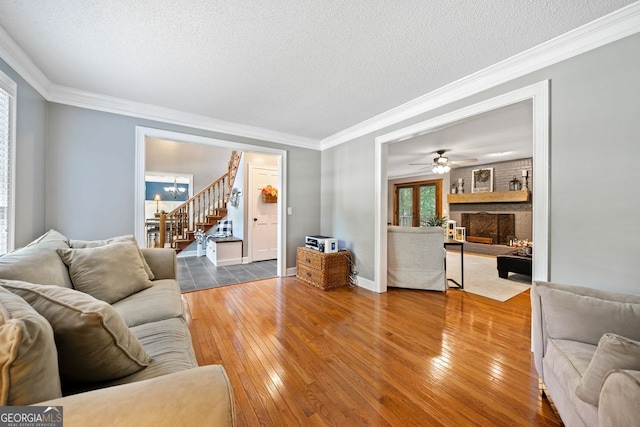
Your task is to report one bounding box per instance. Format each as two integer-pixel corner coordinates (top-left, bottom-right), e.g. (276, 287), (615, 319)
(461, 213), (515, 245)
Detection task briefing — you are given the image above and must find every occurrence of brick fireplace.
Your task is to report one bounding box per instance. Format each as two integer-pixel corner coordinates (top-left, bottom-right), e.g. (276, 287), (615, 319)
(448, 158), (533, 243)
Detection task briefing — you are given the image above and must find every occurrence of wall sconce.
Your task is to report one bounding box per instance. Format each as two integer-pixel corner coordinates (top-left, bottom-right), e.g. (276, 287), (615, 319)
(154, 194), (161, 213)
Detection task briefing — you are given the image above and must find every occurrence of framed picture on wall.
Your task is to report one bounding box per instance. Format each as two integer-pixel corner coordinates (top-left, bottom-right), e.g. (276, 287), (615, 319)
(471, 168), (493, 193)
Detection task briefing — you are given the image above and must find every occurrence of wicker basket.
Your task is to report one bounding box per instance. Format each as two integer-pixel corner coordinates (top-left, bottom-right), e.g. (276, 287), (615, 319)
(262, 194), (277, 203)
(296, 247), (350, 290)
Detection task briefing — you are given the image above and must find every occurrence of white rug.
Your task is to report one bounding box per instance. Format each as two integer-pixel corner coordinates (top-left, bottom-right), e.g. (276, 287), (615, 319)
(446, 252), (531, 302)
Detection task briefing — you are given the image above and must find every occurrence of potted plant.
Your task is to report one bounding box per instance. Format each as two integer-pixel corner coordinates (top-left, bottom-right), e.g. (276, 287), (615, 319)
(421, 216), (448, 227)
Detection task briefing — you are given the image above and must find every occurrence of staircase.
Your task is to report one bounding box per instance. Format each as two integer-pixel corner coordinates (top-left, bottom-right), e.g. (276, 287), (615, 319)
(158, 151), (241, 252)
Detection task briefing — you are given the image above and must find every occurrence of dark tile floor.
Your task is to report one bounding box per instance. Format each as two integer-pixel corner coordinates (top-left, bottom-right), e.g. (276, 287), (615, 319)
(177, 256), (277, 293)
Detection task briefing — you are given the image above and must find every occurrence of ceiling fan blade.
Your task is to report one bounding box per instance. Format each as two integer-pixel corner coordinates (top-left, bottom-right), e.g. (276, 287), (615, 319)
(409, 162), (432, 166)
(451, 158), (478, 164)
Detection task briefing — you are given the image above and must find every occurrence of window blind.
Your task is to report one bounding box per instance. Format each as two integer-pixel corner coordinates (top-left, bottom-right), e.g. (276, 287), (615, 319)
(0, 87), (12, 255)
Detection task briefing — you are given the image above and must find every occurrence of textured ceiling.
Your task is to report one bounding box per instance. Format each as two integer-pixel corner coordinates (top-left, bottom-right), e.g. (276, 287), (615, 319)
(0, 0), (635, 141)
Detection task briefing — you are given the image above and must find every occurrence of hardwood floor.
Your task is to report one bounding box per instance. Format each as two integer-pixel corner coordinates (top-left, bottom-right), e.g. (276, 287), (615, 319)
(183, 278), (561, 426)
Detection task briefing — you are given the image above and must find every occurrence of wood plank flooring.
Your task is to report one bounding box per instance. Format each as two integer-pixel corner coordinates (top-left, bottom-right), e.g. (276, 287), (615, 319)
(183, 278), (561, 426)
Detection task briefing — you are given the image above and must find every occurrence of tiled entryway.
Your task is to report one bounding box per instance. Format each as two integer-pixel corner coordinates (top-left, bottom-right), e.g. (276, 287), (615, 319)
(177, 256), (277, 292)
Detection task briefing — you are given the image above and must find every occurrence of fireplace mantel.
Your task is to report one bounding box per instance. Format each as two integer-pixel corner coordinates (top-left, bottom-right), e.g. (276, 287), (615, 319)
(447, 189), (530, 204)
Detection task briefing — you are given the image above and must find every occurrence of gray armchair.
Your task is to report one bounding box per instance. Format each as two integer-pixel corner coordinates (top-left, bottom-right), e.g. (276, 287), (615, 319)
(387, 226), (446, 291)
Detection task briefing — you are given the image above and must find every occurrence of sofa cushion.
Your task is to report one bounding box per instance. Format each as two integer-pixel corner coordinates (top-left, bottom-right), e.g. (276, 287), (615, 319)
(100, 317), (198, 388)
(57, 242), (153, 304)
(543, 338), (598, 424)
(576, 333), (640, 406)
(0, 229), (73, 288)
(112, 279), (185, 327)
(1, 281), (151, 384)
(537, 286), (640, 345)
(62, 317), (198, 395)
(0, 287), (62, 405)
(69, 235), (155, 280)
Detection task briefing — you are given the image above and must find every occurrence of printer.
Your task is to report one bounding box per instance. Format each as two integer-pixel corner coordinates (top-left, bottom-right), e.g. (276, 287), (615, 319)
(305, 235), (338, 253)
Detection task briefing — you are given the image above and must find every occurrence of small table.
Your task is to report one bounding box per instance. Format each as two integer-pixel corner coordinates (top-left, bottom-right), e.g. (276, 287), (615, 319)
(444, 239), (464, 289)
(496, 254), (532, 278)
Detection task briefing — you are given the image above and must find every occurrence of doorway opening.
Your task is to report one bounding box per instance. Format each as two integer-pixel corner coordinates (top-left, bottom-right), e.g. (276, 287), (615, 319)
(134, 127), (288, 278)
(374, 81), (550, 293)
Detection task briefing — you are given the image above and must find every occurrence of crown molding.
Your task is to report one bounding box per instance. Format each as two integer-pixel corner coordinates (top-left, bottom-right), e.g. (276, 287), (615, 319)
(0, 26), (320, 151)
(320, 2), (640, 150)
(0, 25), (50, 97)
(47, 84), (321, 150)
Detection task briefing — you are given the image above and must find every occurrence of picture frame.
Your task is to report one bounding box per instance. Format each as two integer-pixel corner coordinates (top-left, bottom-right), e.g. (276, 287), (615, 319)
(471, 168), (494, 193)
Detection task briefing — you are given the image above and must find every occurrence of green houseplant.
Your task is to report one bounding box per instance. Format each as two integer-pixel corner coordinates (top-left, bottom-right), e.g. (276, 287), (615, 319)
(421, 216), (448, 227)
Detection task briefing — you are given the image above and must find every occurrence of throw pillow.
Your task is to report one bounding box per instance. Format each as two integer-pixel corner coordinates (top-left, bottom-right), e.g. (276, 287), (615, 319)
(0, 229), (74, 288)
(69, 235), (155, 280)
(57, 242), (153, 304)
(576, 333), (640, 406)
(0, 286), (62, 405)
(1, 280), (151, 384)
(536, 286), (640, 345)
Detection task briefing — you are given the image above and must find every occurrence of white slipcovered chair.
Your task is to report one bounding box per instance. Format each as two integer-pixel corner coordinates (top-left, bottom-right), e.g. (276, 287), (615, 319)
(387, 226), (447, 291)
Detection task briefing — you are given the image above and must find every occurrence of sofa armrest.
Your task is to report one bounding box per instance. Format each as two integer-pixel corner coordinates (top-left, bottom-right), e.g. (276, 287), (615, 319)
(35, 366), (235, 426)
(140, 248), (177, 280)
(598, 369), (640, 427)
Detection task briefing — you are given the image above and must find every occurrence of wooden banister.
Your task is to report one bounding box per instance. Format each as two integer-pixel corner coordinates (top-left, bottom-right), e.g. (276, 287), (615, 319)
(157, 151), (242, 250)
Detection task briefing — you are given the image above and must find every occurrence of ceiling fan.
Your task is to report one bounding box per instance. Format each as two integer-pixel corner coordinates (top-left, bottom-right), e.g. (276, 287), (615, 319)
(409, 150), (477, 174)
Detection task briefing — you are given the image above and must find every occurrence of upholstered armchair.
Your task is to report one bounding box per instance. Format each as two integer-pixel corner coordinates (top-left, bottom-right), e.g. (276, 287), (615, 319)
(387, 226), (447, 291)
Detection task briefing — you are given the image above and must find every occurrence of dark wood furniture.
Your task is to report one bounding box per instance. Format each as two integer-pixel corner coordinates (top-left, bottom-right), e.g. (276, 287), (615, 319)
(497, 254), (532, 278)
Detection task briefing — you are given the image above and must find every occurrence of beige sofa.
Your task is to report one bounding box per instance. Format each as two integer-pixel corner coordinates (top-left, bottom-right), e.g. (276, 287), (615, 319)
(531, 281), (640, 426)
(0, 230), (235, 426)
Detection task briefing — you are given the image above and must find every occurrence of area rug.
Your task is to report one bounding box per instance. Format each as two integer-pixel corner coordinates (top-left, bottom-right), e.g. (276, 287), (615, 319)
(445, 252), (530, 302)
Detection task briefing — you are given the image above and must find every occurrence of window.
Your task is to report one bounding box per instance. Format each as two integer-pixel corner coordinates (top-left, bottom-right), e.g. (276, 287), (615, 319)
(0, 70), (16, 255)
(393, 179), (442, 227)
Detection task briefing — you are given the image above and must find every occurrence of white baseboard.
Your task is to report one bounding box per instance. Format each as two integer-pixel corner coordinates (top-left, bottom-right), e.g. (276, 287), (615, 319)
(242, 257), (250, 264)
(355, 276), (377, 292)
(286, 267), (297, 277)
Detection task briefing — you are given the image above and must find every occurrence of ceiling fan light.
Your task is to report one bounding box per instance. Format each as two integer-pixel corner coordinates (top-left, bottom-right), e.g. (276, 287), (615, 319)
(437, 156), (448, 164)
(443, 165), (451, 173)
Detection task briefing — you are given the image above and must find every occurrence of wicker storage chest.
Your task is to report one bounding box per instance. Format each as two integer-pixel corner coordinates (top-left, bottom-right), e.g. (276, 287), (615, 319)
(296, 247), (350, 290)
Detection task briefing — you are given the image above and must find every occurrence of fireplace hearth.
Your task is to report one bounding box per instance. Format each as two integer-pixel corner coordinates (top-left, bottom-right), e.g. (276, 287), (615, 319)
(461, 213), (515, 245)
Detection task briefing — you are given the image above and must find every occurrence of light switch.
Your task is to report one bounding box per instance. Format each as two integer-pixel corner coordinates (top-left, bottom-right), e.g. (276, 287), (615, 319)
(287, 207), (293, 215)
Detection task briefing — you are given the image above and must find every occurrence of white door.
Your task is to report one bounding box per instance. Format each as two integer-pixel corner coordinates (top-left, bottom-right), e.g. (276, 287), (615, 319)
(249, 165), (278, 261)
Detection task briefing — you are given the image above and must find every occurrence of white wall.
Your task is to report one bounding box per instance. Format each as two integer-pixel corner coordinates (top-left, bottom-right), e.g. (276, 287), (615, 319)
(227, 153), (245, 241)
(146, 138), (231, 192)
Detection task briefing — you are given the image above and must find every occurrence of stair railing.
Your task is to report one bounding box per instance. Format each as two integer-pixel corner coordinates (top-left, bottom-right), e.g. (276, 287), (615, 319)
(159, 173), (228, 249)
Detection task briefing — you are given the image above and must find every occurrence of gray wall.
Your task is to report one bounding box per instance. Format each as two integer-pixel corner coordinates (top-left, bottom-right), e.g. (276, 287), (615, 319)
(45, 103), (321, 269)
(322, 33), (640, 295)
(0, 59), (48, 248)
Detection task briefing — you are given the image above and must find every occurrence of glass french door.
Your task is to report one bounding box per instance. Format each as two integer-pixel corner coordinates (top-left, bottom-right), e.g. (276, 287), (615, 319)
(394, 180), (442, 227)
